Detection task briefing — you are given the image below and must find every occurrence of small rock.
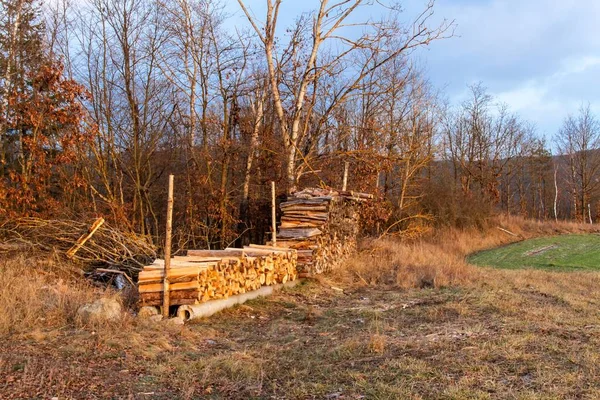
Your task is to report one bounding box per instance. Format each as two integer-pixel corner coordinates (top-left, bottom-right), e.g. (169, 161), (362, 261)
(206, 339), (217, 345)
(149, 315), (163, 323)
(137, 306), (159, 319)
(77, 297), (121, 323)
(162, 316), (185, 327)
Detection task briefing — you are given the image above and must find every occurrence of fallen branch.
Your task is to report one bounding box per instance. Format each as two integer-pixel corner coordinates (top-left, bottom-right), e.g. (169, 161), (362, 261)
(496, 227), (519, 237)
(67, 217), (105, 258)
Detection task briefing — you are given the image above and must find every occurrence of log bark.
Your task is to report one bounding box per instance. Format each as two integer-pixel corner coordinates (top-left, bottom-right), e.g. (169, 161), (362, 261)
(66, 217), (105, 258)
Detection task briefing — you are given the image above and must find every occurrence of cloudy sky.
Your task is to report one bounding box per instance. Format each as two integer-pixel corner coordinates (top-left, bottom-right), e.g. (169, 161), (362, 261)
(414, 0), (600, 139)
(229, 0), (600, 140)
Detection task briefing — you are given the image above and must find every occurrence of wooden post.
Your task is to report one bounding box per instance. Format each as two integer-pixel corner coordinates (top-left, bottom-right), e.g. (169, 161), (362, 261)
(163, 174), (174, 318)
(342, 161), (349, 191)
(553, 166), (558, 222)
(271, 181), (277, 246)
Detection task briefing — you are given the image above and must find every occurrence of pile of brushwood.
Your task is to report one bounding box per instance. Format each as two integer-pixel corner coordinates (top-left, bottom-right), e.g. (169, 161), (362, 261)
(0, 217), (156, 278)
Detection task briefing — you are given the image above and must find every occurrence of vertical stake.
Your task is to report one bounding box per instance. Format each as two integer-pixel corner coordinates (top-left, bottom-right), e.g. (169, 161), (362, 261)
(553, 166), (558, 222)
(589, 203), (593, 224)
(271, 181), (277, 246)
(342, 161), (349, 191)
(163, 174), (174, 318)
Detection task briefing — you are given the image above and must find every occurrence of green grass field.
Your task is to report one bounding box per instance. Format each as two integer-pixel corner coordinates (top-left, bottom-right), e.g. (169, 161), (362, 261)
(468, 234), (600, 270)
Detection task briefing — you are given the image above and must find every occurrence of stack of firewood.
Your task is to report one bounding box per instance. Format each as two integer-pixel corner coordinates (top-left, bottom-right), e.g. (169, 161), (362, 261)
(272, 188), (372, 274)
(138, 245), (297, 307)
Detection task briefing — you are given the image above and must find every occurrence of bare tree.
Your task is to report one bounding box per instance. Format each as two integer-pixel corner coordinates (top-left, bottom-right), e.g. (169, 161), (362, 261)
(238, 73), (267, 243)
(0, 0), (46, 177)
(237, 0), (452, 192)
(555, 104), (600, 221)
(445, 84), (528, 198)
(74, 0), (174, 237)
(0, 0), (24, 177)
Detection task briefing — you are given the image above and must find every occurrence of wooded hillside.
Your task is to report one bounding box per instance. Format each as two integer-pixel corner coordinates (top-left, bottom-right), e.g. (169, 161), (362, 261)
(1, 0), (599, 250)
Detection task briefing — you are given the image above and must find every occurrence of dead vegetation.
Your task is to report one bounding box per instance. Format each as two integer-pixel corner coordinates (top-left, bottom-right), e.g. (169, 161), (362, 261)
(2, 215), (600, 398)
(0, 255), (98, 336)
(336, 215), (600, 289)
(0, 217), (156, 275)
(4, 271), (600, 398)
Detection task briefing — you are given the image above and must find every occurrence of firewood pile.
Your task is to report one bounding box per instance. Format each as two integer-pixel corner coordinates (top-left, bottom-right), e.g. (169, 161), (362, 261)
(137, 245), (297, 307)
(272, 187), (372, 274)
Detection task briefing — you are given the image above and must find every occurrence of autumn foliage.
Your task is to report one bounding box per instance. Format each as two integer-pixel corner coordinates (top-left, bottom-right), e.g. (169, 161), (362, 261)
(0, 62), (92, 215)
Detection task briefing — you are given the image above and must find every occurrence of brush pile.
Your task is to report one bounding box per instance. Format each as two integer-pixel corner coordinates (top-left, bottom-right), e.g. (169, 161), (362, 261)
(0, 217), (156, 275)
(272, 188), (372, 274)
(137, 245), (297, 307)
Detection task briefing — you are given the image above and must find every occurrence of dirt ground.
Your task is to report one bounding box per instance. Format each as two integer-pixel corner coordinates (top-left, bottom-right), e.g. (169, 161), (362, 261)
(3, 267), (600, 400)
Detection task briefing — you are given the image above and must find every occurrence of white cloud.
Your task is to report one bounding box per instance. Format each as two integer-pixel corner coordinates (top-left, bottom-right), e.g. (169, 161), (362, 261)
(409, 0), (600, 136)
(228, 0), (600, 137)
(558, 55), (600, 76)
(491, 53), (600, 136)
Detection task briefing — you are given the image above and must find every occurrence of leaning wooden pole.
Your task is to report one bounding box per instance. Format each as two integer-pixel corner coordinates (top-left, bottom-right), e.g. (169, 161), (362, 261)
(67, 217), (105, 258)
(163, 174), (175, 318)
(271, 181), (277, 246)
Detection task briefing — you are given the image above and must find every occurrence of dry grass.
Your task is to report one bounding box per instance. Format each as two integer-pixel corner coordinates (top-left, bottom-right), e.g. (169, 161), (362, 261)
(336, 215), (599, 289)
(0, 253), (107, 335)
(5, 274), (600, 399)
(2, 215), (600, 398)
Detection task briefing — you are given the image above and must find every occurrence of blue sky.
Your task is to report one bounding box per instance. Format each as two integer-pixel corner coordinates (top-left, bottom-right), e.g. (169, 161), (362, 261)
(228, 0), (600, 139)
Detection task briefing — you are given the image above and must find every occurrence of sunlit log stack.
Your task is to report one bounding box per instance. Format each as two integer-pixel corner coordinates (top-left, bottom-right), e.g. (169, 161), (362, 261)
(138, 245), (297, 307)
(271, 187), (372, 274)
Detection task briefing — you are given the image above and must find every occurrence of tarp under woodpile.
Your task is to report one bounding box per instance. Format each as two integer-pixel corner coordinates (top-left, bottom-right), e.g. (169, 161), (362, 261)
(271, 187), (372, 274)
(137, 245), (297, 307)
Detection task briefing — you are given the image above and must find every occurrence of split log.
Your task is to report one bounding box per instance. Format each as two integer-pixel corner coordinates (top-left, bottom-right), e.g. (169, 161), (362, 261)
(187, 249), (244, 257)
(278, 228), (323, 239)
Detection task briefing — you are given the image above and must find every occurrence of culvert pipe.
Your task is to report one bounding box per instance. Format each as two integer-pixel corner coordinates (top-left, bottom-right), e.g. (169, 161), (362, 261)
(177, 280), (299, 321)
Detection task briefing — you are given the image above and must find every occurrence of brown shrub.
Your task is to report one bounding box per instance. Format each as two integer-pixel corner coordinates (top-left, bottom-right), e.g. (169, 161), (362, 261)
(337, 214), (599, 289)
